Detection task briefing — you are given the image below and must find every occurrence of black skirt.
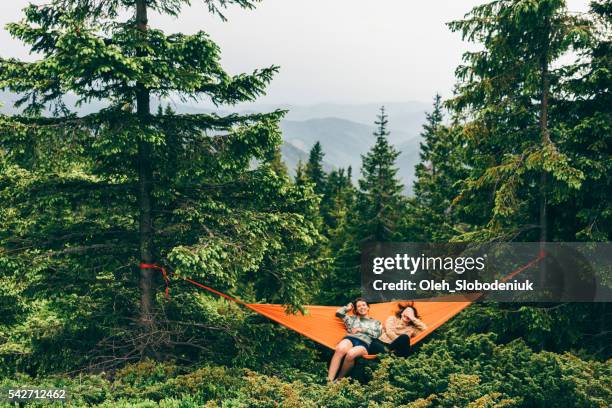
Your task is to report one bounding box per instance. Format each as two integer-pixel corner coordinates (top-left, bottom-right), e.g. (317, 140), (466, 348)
(370, 334), (412, 357)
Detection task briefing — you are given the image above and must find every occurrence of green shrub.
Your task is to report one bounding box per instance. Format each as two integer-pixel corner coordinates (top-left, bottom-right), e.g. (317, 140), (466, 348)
(1, 332), (609, 407)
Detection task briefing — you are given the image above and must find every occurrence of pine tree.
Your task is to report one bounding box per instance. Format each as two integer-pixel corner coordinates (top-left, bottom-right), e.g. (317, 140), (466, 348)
(444, 0), (610, 359)
(294, 160), (308, 186)
(323, 107), (405, 302)
(410, 94), (464, 241)
(320, 168), (355, 232)
(304, 141), (326, 195)
(447, 0), (591, 241)
(413, 94), (448, 215)
(415, 94), (444, 185)
(0, 0), (322, 369)
(269, 146), (289, 179)
(356, 106), (405, 241)
(553, 0), (611, 241)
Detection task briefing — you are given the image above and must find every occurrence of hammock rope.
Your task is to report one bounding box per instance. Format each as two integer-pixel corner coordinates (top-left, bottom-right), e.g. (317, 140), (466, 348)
(140, 251), (546, 357)
(139, 263), (171, 300)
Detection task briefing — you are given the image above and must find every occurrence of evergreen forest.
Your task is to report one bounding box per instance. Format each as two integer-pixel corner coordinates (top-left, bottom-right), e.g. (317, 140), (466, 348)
(0, 0), (610, 406)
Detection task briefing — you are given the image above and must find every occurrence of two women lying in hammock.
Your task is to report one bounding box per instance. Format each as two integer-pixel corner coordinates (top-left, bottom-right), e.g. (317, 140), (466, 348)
(327, 298), (427, 381)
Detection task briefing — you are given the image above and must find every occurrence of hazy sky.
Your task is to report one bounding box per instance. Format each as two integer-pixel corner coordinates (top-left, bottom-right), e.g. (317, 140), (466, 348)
(0, 0), (591, 105)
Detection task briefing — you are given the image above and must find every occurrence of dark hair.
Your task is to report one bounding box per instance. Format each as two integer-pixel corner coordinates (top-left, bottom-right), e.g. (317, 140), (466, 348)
(395, 302), (420, 321)
(352, 297), (369, 315)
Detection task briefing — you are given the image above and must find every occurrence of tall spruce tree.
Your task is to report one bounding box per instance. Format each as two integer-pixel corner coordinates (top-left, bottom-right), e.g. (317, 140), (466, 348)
(294, 159), (307, 185)
(320, 168), (355, 234)
(447, 0), (591, 241)
(357, 106), (405, 241)
(442, 0), (610, 359)
(269, 146), (289, 179)
(304, 141), (326, 195)
(411, 94), (465, 241)
(0, 0), (322, 370)
(324, 108), (405, 302)
(415, 94), (445, 191)
(553, 0), (611, 241)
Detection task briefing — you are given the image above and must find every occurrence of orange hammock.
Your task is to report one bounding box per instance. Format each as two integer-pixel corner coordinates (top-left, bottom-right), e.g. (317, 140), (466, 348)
(142, 252), (544, 358)
(241, 294), (481, 351)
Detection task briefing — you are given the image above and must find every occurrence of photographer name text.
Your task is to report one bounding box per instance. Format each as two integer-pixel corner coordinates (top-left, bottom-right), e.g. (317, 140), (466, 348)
(372, 279), (534, 292)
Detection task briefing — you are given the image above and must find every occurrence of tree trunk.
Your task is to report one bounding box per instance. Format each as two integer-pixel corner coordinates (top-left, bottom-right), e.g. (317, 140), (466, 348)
(136, 0), (155, 332)
(539, 18), (551, 250)
(538, 19), (551, 307)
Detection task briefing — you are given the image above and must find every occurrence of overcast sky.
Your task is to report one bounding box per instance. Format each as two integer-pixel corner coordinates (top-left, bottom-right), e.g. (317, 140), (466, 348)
(0, 0), (591, 106)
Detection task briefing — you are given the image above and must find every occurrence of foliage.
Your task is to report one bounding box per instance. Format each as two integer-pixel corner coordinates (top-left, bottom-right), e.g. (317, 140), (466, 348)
(0, 0), (610, 405)
(304, 141), (327, 195)
(0, 0), (323, 375)
(320, 167), (356, 237)
(355, 106), (406, 242)
(446, 0), (596, 240)
(408, 94), (468, 241)
(321, 107), (407, 303)
(1, 332), (609, 407)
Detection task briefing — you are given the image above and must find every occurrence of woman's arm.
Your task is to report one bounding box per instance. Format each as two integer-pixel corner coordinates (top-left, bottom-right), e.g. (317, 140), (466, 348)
(335, 304), (351, 319)
(335, 304), (354, 330)
(410, 317), (427, 335)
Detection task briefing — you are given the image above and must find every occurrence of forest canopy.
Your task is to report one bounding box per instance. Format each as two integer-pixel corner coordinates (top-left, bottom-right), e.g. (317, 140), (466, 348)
(0, 0), (610, 406)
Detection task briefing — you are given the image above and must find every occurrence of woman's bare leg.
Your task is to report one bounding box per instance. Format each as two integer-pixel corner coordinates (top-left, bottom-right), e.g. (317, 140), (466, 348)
(337, 345), (367, 379)
(328, 339), (353, 381)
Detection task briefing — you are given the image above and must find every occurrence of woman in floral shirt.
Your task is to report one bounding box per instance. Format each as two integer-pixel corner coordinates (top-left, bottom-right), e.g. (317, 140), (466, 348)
(327, 298), (382, 382)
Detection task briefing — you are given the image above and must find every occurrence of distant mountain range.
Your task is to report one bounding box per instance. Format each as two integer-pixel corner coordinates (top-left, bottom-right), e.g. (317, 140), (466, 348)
(271, 102), (428, 194)
(1, 93), (429, 194)
(279, 116), (424, 194)
(257, 101), (428, 140)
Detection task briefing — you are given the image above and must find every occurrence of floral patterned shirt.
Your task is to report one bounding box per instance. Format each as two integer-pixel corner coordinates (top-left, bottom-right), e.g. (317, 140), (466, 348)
(336, 305), (382, 346)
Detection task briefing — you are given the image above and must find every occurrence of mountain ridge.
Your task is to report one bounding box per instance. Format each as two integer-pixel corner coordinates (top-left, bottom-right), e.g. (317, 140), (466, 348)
(1, 93), (426, 194)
